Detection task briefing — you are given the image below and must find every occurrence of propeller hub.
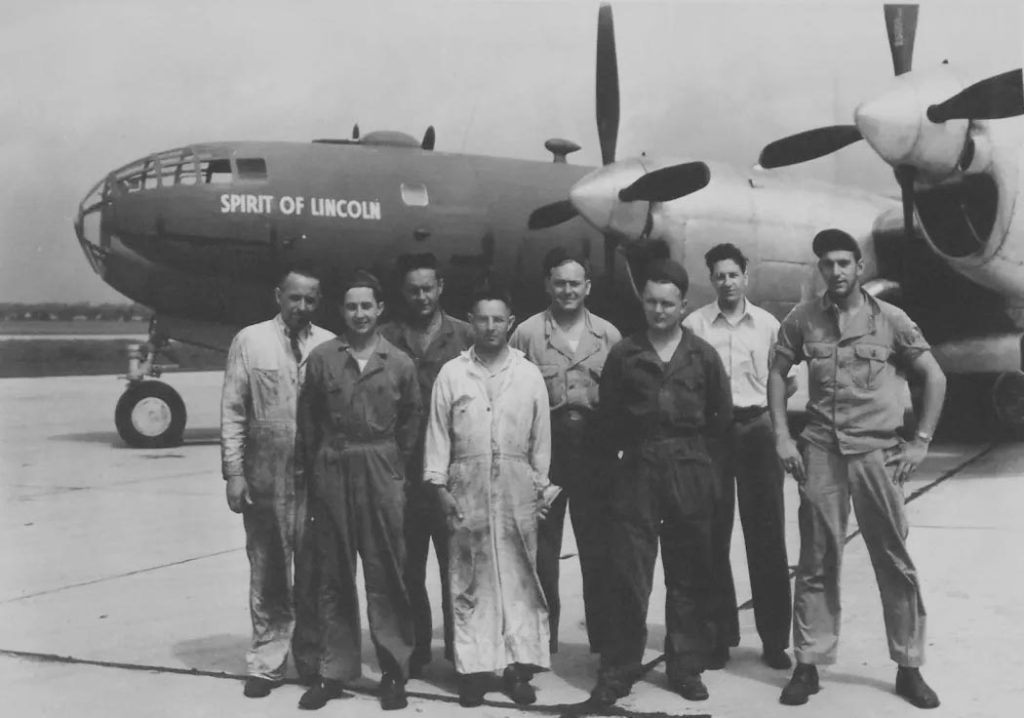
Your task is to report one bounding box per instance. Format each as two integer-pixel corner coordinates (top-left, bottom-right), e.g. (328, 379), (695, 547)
(854, 67), (968, 178)
(569, 159), (651, 238)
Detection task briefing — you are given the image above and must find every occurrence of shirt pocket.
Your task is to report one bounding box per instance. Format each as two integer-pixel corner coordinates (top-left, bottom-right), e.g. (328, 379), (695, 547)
(538, 364), (567, 410)
(851, 343), (892, 390)
(803, 342), (835, 387)
(252, 368), (284, 418)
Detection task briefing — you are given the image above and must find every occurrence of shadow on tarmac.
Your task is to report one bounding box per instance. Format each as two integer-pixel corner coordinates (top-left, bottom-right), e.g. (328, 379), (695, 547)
(48, 427), (221, 447)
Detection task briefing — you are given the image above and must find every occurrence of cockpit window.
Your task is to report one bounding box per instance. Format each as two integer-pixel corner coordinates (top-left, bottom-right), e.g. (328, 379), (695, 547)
(199, 159), (233, 185)
(236, 158), (268, 181)
(401, 182), (429, 207)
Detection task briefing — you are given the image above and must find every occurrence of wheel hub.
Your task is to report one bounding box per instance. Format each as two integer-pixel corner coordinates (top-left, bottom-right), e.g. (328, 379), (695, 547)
(130, 396), (173, 437)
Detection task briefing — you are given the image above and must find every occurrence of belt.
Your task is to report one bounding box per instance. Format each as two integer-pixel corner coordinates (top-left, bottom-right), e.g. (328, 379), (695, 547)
(553, 406), (592, 423)
(733, 405), (768, 423)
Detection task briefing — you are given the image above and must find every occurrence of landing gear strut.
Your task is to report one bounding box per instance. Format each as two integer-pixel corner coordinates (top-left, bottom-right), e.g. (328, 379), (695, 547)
(114, 325), (187, 448)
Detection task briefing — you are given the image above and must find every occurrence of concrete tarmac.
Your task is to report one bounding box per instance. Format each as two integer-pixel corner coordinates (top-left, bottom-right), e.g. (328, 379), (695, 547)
(1, 371), (1022, 717)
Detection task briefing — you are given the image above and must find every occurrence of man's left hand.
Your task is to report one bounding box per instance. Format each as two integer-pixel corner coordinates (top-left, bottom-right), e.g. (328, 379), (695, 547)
(887, 438), (930, 485)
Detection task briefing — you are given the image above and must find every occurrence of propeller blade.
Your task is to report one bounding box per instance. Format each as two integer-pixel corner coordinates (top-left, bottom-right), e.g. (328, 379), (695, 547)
(352, 123), (360, 140)
(758, 125), (863, 168)
(927, 68), (1024, 122)
(618, 162), (711, 203)
(421, 125), (436, 150)
(528, 200), (578, 230)
(883, 4), (918, 76)
(894, 164), (917, 240)
(596, 3), (619, 166)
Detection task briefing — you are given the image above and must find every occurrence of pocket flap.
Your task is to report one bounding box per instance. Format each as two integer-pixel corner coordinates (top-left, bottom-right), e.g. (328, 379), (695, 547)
(853, 344), (891, 362)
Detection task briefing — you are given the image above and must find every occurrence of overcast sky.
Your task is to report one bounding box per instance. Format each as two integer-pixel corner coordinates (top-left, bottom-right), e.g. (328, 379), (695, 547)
(0, 0), (1020, 302)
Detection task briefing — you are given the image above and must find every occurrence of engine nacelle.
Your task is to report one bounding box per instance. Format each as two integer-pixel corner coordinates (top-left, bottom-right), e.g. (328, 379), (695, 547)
(915, 121), (1024, 309)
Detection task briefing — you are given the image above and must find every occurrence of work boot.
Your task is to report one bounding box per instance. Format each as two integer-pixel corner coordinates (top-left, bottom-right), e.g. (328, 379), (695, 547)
(243, 677), (277, 698)
(762, 647), (794, 670)
(895, 667), (940, 709)
(380, 674), (408, 711)
(503, 665), (537, 705)
(672, 673), (709, 701)
(589, 675), (630, 707)
(298, 678), (349, 710)
(780, 663), (820, 706)
(457, 673), (487, 708)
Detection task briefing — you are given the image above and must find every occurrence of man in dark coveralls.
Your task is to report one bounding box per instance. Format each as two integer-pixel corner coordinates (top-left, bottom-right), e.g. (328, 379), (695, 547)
(380, 252), (474, 676)
(297, 271), (421, 711)
(590, 259), (733, 706)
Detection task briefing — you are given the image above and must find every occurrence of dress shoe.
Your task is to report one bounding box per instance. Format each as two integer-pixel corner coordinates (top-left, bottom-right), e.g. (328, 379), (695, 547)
(298, 679), (349, 710)
(380, 673), (408, 711)
(589, 679), (630, 707)
(762, 648), (794, 670)
(672, 673), (709, 701)
(458, 673), (487, 708)
(503, 665), (537, 705)
(705, 645), (730, 670)
(780, 663), (820, 706)
(243, 677), (277, 698)
(896, 667), (940, 709)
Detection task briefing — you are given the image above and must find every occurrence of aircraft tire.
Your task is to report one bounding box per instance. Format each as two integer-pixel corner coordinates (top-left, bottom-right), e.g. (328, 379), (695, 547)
(115, 381), (187, 448)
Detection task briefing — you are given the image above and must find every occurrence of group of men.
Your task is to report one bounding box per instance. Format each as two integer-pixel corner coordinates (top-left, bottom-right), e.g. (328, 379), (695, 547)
(220, 227), (945, 711)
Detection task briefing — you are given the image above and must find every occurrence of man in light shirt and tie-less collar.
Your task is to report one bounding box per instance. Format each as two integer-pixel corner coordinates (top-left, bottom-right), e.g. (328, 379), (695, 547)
(682, 243), (793, 672)
(221, 265), (336, 699)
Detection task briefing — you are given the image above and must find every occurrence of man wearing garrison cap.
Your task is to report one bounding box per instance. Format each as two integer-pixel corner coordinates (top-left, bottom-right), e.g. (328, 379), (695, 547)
(769, 228), (947, 709)
(590, 259), (733, 706)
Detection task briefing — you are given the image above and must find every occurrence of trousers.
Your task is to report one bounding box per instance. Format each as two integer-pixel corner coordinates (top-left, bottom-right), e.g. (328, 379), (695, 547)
(537, 409), (611, 654)
(314, 442), (415, 682)
(793, 442), (927, 666)
(404, 479), (454, 663)
(601, 437), (719, 680)
(711, 412), (792, 651)
(243, 491), (319, 680)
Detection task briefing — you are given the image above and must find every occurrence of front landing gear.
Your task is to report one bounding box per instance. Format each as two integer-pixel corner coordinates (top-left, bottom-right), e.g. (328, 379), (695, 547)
(993, 371), (1024, 440)
(114, 327), (187, 448)
(115, 380), (186, 448)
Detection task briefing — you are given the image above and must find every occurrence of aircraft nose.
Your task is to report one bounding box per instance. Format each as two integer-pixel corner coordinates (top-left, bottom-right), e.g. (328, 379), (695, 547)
(569, 159), (649, 238)
(74, 174), (114, 276)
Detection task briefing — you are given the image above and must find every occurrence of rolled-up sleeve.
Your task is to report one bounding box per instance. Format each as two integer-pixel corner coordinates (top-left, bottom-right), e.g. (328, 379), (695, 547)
(220, 333), (249, 480)
(423, 366), (454, 486)
(774, 307), (805, 364)
(891, 310), (931, 367)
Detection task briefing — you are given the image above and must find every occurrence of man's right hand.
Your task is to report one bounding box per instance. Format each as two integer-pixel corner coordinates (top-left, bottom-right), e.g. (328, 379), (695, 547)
(226, 475), (252, 513)
(436, 487), (463, 532)
(775, 435), (806, 483)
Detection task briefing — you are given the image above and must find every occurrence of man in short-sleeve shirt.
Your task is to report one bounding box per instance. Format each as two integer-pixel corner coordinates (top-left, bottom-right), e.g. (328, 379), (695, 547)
(767, 229), (946, 710)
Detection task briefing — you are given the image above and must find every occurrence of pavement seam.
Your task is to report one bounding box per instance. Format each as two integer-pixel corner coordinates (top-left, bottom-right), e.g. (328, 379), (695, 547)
(0, 648), (704, 718)
(0, 547), (242, 605)
(736, 441), (997, 612)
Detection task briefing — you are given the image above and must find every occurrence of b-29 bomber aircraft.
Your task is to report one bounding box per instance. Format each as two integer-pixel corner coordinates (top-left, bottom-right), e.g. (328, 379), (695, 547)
(73, 3), (1024, 447)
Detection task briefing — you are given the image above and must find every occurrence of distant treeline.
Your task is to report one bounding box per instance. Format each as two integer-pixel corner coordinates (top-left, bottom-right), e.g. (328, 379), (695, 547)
(0, 302), (153, 322)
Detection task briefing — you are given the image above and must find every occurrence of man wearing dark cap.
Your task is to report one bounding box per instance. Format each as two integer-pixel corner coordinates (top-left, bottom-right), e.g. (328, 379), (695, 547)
(380, 253), (473, 677)
(590, 259), (733, 705)
(768, 229), (946, 709)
